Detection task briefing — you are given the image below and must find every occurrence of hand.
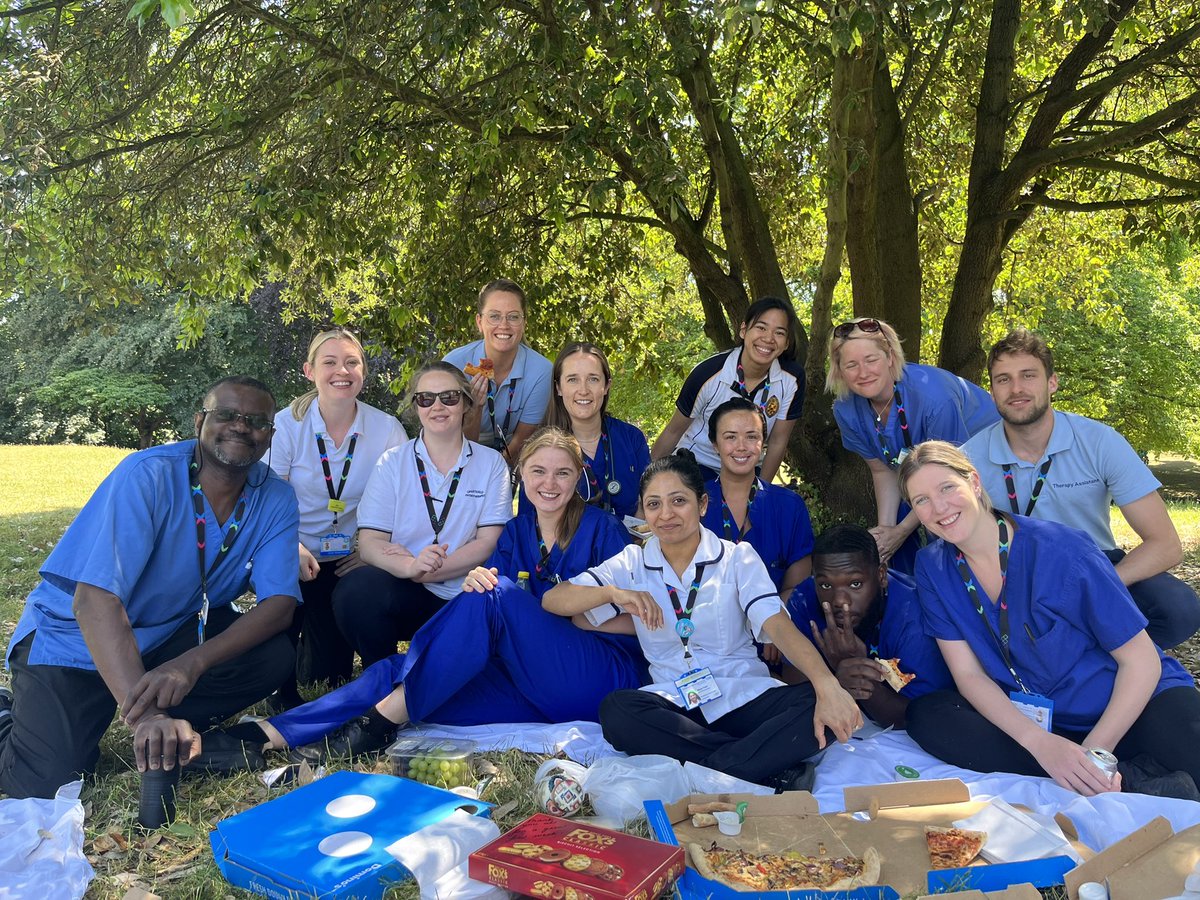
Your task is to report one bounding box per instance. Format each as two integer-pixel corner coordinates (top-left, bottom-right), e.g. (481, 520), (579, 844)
(868, 525), (907, 564)
(1029, 732), (1123, 796)
(405, 544), (448, 579)
(121, 656), (202, 725)
(611, 589), (664, 630)
(812, 679), (864, 749)
(467, 373), (489, 417)
(809, 601), (867, 670)
(299, 544), (321, 581)
(333, 550), (368, 577)
(760, 643), (783, 666)
(133, 714), (200, 773)
(835, 657), (885, 700)
(462, 566), (501, 593)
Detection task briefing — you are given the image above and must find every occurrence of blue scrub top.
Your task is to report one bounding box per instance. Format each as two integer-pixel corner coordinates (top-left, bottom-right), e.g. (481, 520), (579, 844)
(8, 440), (300, 670)
(834, 362), (999, 466)
(916, 515), (1193, 730)
(487, 504), (630, 601)
(702, 478), (813, 590)
(788, 571), (953, 700)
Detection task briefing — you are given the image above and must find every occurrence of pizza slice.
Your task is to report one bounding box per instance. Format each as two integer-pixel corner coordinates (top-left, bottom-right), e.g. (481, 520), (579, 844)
(877, 657), (916, 692)
(463, 358), (495, 378)
(687, 843), (881, 892)
(924, 825), (986, 869)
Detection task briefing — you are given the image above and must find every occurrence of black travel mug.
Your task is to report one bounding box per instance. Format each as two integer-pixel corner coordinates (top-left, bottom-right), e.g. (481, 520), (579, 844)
(137, 762), (181, 828)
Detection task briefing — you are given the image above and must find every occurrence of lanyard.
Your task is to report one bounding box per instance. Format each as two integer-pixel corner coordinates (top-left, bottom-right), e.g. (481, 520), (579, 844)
(666, 563), (708, 659)
(533, 519), (561, 584)
(720, 480), (758, 543)
(1003, 457), (1053, 517)
(953, 516), (1028, 693)
(734, 360), (771, 413)
(486, 379), (517, 449)
(414, 451), (465, 542)
(189, 455), (248, 645)
(874, 386), (911, 467)
(315, 432), (359, 526)
(581, 423), (614, 509)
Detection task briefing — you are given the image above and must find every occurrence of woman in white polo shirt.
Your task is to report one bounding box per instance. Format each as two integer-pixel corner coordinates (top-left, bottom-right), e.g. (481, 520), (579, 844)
(332, 361), (512, 667)
(270, 328), (408, 703)
(543, 451), (861, 789)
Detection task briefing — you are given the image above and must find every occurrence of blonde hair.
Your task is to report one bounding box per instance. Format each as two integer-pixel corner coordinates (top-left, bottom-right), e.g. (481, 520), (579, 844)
(289, 328), (369, 420)
(897, 440), (993, 512)
(825, 318), (907, 399)
(518, 427), (586, 549)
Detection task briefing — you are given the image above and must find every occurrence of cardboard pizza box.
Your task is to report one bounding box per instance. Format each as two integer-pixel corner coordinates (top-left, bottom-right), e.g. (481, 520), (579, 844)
(916, 886), (1041, 900)
(647, 781), (1086, 899)
(210, 770), (493, 899)
(1064, 817), (1200, 900)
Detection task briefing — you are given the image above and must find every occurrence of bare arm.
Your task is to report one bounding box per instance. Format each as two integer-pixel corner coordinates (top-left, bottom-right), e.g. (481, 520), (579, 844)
(543, 581), (664, 630)
(866, 457), (918, 563)
(74, 583), (153, 714)
(1084, 631), (1161, 751)
(779, 555), (811, 599)
(358, 528), (417, 577)
(1114, 491), (1183, 586)
(504, 422), (539, 466)
(413, 525), (504, 583)
(761, 418), (797, 482)
(651, 410), (693, 460)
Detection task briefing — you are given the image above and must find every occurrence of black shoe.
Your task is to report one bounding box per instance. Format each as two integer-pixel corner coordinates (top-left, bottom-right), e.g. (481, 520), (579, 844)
(264, 689), (305, 715)
(293, 716), (395, 763)
(767, 763), (815, 794)
(1118, 754), (1200, 801)
(190, 730), (266, 774)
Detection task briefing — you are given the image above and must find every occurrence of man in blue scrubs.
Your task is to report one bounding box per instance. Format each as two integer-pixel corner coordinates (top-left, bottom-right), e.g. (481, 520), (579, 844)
(962, 329), (1200, 648)
(0, 377), (300, 798)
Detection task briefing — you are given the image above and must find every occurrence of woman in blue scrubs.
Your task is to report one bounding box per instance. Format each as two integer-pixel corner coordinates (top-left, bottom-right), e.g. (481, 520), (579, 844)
(828, 318), (998, 573)
(217, 429), (645, 760)
(898, 441), (1200, 798)
(541, 341), (650, 520)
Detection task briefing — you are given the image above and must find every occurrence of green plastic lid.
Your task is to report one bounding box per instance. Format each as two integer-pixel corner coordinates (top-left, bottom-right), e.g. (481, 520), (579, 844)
(895, 765), (921, 779)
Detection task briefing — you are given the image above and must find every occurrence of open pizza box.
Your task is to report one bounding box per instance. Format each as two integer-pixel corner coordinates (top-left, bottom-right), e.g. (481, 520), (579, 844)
(1063, 817), (1200, 900)
(645, 779), (1088, 899)
(916, 886), (1041, 900)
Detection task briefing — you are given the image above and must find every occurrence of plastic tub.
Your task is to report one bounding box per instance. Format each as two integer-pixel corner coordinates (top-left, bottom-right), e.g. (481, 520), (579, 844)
(386, 737), (477, 788)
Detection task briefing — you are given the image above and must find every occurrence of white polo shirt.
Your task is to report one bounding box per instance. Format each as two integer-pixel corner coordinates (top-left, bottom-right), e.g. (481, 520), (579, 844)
(573, 527), (784, 721)
(357, 436), (513, 599)
(270, 400), (409, 553)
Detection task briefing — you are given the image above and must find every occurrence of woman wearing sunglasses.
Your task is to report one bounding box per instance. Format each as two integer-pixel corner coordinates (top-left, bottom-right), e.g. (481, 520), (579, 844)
(209, 429), (646, 761)
(443, 278), (553, 467)
(652, 297), (804, 483)
(268, 329), (408, 706)
(331, 362), (511, 668)
(828, 318), (998, 573)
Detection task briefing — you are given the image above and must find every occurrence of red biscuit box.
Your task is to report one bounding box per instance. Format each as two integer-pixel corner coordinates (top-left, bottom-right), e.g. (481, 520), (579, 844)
(469, 813), (684, 900)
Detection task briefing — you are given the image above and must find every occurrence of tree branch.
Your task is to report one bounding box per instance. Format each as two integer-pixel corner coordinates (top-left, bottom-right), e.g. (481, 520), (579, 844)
(901, 0), (964, 129)
(1055, 157), (1200, 191)
(1036, 192), (1196, 210)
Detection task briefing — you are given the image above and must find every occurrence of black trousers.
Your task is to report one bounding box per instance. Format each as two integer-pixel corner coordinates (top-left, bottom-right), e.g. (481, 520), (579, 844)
(907, 686), (1200, 786)
(599, 684), (825, 784)
(1107, 548), (1200, 649)
(331, 565), (446, 668)
(283, 563), (355, 688)
(0, 605), (294, 799)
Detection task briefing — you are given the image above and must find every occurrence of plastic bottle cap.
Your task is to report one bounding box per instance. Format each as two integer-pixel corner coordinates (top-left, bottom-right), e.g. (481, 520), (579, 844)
(1078, 882), (1108, 900)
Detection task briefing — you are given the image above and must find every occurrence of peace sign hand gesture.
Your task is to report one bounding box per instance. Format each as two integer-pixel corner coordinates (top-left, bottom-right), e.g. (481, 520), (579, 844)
(810, 601), (868, 671)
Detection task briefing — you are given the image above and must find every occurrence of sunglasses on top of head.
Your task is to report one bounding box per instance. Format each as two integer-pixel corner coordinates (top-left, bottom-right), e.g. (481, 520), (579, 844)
(832, 318), (884, 340)
(413, 390), (466, 408)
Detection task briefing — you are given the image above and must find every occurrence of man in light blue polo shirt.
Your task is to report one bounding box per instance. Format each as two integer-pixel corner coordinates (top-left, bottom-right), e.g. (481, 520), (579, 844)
(962, 329), (1200, 648)
(0, 377), (300, 798)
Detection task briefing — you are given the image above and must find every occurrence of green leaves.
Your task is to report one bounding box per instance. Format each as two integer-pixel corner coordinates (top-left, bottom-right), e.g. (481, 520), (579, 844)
(127, 0), (195, 30)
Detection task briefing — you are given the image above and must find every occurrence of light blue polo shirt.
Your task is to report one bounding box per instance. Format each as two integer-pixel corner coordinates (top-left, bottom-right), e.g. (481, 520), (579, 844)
(7, 440), (301, 670)
(961, 410), (1160, 552)
(443, 341), (553, 450)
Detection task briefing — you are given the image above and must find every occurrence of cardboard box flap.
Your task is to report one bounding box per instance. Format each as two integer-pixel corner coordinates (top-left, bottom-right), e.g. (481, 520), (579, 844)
(1064, 817), (1173, 897)
(843, 779), (970, 814)
(1066, 819), (1200, 900)
(917, 884), (1040, 900)
(662, 791), (819, 825)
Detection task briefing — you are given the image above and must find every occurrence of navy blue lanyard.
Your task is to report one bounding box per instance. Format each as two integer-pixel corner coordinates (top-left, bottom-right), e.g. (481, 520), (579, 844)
(720, 480), (758, 543)
(873, 386), (911, 467)
(315, 432), (359, 525)
(1003, 457), (1053, 517)
(189, 454), (247, 645)
(954, 516), (1028, 693)
(414, 452), (464, 541)
(666, 563), (708, 658)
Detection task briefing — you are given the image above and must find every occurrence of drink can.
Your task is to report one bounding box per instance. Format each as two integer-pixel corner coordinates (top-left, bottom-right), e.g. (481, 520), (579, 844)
(1086, 748), (1118, 780)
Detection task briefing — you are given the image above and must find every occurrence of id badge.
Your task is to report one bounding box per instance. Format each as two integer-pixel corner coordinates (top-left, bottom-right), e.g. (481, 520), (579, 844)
(1010, 691), (1053, 731)
(319, 532), (352, 558)
(327, 498), (347, 514)
(894, 447), (912, 468)
(675, 667), (722, 710)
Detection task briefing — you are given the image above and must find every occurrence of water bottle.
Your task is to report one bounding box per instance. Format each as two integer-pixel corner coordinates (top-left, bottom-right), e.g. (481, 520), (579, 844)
(516, 570), (530, 591)
(1078, 883), (1108, 900)
(137, 763), (181, 828)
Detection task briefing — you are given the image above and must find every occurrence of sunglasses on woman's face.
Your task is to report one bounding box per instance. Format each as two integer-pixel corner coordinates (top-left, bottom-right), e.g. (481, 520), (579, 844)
(832, 318), (883, 340)
(413, 390), (465, 408)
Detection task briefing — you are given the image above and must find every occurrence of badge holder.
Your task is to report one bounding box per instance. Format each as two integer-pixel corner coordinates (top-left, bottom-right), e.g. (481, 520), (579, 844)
(672, 618), (722, 711)
(1010, 691), (1054, 731)
(320, 532), (352, 558)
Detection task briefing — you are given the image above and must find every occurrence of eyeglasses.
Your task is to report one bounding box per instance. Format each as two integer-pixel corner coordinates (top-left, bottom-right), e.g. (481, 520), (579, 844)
(201, 407), (275, 432)
(413, 390), (466, 408)
(482, 312), (525, 325)
(832, 318), (883, 340)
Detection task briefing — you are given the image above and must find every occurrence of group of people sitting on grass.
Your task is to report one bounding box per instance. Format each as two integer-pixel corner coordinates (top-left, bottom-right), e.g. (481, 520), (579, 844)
(1, 278), (1198, 807)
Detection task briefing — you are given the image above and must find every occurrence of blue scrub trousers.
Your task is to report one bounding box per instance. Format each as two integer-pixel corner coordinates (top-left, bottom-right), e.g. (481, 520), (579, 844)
(1106, 548), (1200, 649)
(270, 579), (645, 747)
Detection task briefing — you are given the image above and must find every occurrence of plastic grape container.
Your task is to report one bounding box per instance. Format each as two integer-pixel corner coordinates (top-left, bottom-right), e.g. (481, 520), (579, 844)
(386, 736), (477, 789)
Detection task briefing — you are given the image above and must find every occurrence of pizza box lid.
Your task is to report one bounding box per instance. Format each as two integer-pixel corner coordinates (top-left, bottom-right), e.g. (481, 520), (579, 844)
(1063, 817), (1200, 900)
(916, 885), (1042, 900)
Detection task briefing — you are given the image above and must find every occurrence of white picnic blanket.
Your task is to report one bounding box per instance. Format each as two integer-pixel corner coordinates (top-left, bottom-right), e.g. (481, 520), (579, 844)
(405, 720), (1200, 853)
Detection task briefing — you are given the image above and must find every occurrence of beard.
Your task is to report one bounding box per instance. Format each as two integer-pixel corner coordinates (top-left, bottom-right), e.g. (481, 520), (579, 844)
(999, 393), (1051, 426)
(208, 435), (260, 468)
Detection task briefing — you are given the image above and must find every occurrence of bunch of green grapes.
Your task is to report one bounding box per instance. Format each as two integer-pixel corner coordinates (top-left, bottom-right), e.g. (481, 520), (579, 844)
(403, 754), (474, 788)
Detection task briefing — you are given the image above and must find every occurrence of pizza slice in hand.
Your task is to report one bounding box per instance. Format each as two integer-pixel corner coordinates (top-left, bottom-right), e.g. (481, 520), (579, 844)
(464, 358), (495, 379)
(877, 658), (916, 692)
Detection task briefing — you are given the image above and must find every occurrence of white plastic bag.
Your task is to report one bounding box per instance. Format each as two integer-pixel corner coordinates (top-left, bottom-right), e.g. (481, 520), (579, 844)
(582, 755), (691, 825)
(0, 780), (94, 899)
(385, 808), (510, 900)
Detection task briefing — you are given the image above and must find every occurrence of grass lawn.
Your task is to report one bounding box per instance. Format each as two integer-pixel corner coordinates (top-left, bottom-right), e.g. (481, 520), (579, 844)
(2, 444), (1198, 899)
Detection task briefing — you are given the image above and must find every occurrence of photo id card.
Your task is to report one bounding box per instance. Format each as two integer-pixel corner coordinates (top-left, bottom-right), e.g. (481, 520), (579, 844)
(319, 532), (352, 558)
(1010, 690), (1053, 732)
(675, 667), (722, 710)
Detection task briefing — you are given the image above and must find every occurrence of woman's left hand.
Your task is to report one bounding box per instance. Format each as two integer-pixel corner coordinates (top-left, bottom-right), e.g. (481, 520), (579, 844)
(333, 551), (367, 577)
(868, 524), (908, 564)
(811, 678), (864, 748)
(462, 566), (501, 593)
(1029, 732), (1123, 796)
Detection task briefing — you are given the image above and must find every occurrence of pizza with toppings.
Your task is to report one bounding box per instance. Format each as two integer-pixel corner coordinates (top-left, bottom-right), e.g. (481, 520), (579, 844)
(877, 657), (916, 692)
(687, 843), (880, 892)
(464, 358), (495, 378)
(924, 825), (986, 869)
